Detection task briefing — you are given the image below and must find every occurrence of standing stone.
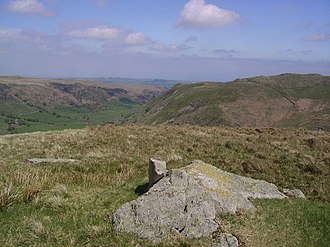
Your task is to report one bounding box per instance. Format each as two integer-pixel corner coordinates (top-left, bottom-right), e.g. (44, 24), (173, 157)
(148, 158), (167, 187)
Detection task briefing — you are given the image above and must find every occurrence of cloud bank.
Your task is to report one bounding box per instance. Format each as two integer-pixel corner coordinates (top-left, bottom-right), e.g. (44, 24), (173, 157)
(125, 32), (149, 45)
(67, 27), (120, 40)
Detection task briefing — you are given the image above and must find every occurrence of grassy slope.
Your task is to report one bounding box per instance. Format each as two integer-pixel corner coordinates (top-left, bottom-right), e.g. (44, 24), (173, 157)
(128, 74), (330, 130)
(0, 125), (329, 246)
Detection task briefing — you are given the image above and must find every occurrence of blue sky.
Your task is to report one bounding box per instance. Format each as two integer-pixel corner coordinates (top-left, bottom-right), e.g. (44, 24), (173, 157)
(0, 0), (329, 81)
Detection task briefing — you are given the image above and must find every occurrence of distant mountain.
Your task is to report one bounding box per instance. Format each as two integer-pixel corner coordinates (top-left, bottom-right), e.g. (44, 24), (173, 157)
(0, 76), (165, 105)
(126, 74), (330, 130)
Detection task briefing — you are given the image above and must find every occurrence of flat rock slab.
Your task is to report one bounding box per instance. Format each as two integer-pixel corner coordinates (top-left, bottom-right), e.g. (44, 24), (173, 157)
(184, 160), (286, 213)
(28, 158), (78, 164)
(112, 160), (286, 242)
(283, 188), (306, 199)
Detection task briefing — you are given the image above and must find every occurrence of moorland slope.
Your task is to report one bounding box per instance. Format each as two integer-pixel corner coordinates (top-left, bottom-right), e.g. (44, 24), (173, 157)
(128, 73), (330, 130)
(0, 125), (329, 246)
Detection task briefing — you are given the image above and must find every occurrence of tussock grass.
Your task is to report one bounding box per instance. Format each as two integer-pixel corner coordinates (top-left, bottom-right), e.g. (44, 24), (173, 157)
(0, 182), (21, 210)
(0, 125), (329, 246)
(217, 199), (330, 247)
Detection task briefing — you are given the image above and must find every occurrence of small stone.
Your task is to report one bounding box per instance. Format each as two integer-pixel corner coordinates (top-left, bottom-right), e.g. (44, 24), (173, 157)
(213, 234), (239, 247)
(148, 158), (167, 187)
(283, 188), (306, 199)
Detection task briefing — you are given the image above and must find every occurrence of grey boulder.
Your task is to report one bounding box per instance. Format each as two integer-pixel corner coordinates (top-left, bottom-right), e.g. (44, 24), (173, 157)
(113, 168), (218, 242)
(112, 160), (286, 242)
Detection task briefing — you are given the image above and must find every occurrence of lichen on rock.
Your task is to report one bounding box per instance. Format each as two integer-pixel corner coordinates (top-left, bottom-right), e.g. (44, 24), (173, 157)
(112, 160), (286, 242)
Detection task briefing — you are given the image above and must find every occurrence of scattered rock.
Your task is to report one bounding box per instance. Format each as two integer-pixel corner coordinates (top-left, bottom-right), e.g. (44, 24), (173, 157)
(28, 158), (78, 164)
(283, 188), (306, 199)
(148, 158), (167, 187)
(112, 160), (286, 242)
(212, 234), (239, 247)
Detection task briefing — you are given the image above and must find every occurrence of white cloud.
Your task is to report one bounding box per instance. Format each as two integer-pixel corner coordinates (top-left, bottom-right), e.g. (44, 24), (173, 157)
(7, 0), (53, 16)
(66, 25), (185, 53)
(177, 0), (240, 29)
(67, 26), (120, 40)
(125, 32), (149, 45)
(150, 43), (188, 53)
(301, 32), (329, 41)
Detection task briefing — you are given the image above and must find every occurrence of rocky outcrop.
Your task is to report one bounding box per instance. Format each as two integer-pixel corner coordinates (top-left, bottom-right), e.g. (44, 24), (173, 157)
(183, 160), (286, 214)
(113, 168), (218, 241)
(283, 188), (306, 199)
(112, 160), (286, 243)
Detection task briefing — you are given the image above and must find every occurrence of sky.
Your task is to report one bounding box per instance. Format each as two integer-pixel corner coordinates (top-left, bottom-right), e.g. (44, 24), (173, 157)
(0, 0), (330, 81)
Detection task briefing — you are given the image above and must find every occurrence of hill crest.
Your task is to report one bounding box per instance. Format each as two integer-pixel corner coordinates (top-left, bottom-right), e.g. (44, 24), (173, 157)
(127, 73), (330, 130)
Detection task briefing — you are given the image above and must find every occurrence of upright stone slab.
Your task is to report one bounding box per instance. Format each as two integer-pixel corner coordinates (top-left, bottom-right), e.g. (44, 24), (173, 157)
(148, 158), (167, 187)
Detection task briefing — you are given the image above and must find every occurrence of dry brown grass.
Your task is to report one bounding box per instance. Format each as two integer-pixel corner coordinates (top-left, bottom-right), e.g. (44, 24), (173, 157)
(0, 125), (329, 246)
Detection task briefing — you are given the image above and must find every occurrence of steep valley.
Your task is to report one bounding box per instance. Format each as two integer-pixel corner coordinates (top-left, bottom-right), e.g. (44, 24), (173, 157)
(0, 76), (165, 134)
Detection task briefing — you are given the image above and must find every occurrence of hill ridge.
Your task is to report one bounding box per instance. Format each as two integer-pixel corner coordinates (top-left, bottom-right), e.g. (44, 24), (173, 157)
(127, 73), (330, 130)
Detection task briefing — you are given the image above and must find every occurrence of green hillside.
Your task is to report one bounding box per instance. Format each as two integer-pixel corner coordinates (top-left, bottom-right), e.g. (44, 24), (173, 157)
(127, 74), (330, 130)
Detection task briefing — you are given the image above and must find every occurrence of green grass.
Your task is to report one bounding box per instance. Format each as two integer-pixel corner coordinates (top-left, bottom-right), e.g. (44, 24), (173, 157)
(0, 125), (329, 246)
(0, 101), (143, 134)
(218, 199), (330, 247)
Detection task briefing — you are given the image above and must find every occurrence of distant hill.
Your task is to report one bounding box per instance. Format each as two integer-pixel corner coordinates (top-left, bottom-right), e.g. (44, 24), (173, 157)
(126, 74), (330, 130)
(0, 77), (166, 134)
(0, 76), (165, 105)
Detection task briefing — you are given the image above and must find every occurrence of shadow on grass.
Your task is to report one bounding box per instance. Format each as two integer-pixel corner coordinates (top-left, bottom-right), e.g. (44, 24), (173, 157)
(135, 183), (149, 196)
